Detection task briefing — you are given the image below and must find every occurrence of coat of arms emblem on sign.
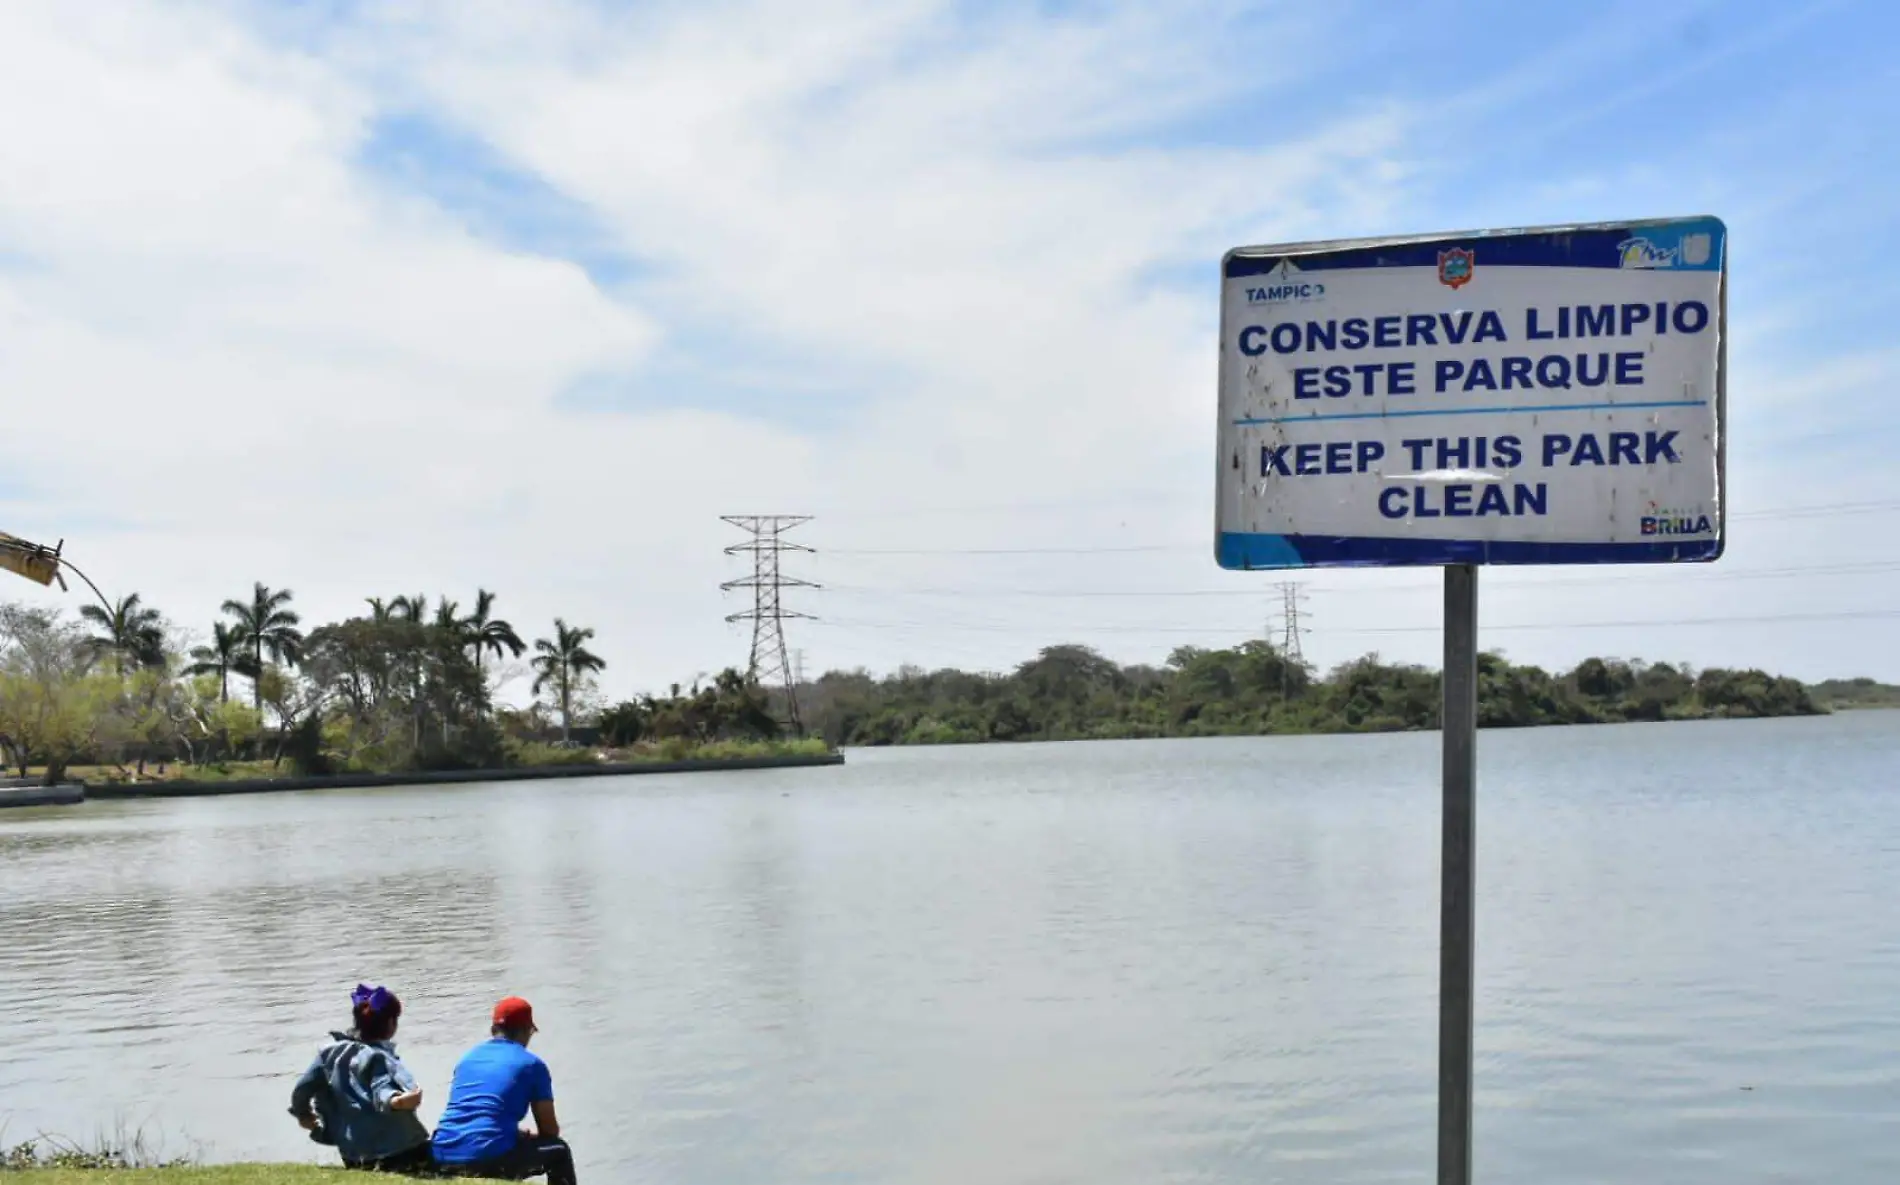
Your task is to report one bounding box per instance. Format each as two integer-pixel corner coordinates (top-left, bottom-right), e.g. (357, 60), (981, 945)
(1437, 247), (1474, 289)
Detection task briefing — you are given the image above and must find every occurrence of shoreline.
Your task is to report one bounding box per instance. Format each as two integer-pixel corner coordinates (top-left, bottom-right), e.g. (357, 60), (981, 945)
(4, 751), (843, 807)
(839, 705), (1836, 748)
(0, 1168), (353, 1183)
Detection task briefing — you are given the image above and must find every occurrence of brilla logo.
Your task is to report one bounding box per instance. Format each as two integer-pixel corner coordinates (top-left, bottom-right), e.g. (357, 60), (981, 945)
(1640, 503), (1713, 536)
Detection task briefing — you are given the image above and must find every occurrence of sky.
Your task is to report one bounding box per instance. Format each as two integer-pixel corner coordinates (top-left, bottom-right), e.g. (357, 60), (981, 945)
(1, 0), (1896, 700)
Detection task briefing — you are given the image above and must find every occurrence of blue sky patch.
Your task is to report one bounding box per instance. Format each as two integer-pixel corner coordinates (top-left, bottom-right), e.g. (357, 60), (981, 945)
(355, 110), (647, 291)
(552, 323), (890, 431)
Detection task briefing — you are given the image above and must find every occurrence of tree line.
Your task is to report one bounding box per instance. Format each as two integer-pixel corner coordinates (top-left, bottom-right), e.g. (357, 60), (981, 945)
(1808, 677), (1900, 710)
(0, 581), (1841, 783)
(795, 642), (1824, 746)
(0, 584), (788, 785)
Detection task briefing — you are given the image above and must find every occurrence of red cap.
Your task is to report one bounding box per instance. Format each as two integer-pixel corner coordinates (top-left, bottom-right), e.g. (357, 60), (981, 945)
(492, 996), (537, 1032)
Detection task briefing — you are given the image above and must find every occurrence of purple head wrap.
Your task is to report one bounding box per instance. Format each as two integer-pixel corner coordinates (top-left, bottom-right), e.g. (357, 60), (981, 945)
(351, 983), (395, 1015)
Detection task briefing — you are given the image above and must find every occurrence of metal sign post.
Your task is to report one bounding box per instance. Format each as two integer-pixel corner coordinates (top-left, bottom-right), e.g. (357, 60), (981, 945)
(1438, 563), (1478, 1185)
(1213, 218), (1728, 1184)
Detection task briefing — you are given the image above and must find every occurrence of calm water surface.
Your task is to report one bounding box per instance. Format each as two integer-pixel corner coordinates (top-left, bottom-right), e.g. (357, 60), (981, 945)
(2, 714), (1898, 1183)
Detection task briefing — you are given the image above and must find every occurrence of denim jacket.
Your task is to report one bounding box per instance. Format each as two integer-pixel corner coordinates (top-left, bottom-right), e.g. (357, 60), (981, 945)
(289, 1031), (431, 1165)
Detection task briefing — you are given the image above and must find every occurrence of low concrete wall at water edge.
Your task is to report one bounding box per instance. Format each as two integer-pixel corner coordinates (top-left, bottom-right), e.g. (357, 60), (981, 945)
(0, 783), (86, 808)
(82, 750), (845, 800)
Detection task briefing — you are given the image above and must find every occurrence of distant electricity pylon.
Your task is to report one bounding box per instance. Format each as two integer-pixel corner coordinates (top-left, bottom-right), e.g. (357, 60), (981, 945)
(721, 516), (818, 734)
(1274, 581), (1309, 696)
(1275, 581), (1309, 665)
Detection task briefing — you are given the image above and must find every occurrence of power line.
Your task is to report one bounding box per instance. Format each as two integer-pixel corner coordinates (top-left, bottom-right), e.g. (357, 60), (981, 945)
(1740, 499), (1900, 519)
(814, 499), (1900, 557)
(797, 488), (1194, 520)
(720, 515), (819, 735)
(779, 496), (1900, 671)
(792, 490), (1900, 525)
(802, 634), (1015, 674)
(812, 558), (1900, 599)
(824, 543), (1183, 556)
(810, 608), (1900, 637)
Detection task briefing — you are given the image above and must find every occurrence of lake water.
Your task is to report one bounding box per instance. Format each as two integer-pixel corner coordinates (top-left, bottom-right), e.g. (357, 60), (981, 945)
(1, 714), (1897, 1183)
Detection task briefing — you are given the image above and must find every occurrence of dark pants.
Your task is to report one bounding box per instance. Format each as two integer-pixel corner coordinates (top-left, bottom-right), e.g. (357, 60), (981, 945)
(440, 1137), (577, 1185)
(344, 1141), (436, 1174)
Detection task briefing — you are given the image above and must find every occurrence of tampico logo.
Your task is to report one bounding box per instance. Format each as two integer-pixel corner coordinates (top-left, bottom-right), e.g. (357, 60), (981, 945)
(1640, 502), (1713, 537)
(1247, 259), (1326, 304)
(1246, 281), (1326, 304)
(1437, 247), (1474, 289)
(1617, 236), (1679, 269)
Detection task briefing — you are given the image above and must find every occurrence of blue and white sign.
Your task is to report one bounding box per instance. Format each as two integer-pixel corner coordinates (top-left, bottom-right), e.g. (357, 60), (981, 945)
(1215, 217), (1727, 569)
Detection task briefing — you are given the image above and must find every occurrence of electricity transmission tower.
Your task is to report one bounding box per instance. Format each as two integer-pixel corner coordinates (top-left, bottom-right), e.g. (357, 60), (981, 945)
(721, 516), (818, 734)
(1275, 581), (1309, 665)
(1274, 581), (1309, 696)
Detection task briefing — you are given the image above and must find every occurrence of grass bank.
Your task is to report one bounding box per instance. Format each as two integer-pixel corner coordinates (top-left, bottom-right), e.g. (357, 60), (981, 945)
(1, 1135), (348, 1183)
(78, 747), (841, 801)
(62, 737), (835, 790)
(3, 1170), (354, 1184)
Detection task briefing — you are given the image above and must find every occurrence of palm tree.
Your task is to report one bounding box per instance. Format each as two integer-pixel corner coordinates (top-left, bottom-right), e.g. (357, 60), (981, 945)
(185, 621), (254, 702)
(221, 582), (304, 711)
(366, 597), (395, 623)
(531, 619), (606, 745)
(432, 598), (465, 637)
(464, 589), (525, 676)
(390, 594), (429, 623)
(419, 599), (469, 749)
(79, 592), (166, 674)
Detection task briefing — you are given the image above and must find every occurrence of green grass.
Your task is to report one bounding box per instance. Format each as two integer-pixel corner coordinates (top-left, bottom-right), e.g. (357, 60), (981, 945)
(613, 736), (833, 762)
(3, 1169), (357, 1184)
(47, 737), (833, 789)
(514, 736), (834, 766)
(0, 1133), (351, 1182)
(61, 761), (281, 785)
(500, 739), (604, 767)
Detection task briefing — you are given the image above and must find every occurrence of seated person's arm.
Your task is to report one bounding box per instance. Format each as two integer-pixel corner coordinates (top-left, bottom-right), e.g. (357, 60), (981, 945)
(288, 1057), (324, 1129)
(367, 1054), (423, 1112)
(389, 1060), (424, 1112)
(527, 1060), (559, 1138)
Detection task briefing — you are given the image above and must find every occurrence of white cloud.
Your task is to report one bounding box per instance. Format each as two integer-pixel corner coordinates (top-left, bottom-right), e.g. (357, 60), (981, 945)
(0, 0), (1891, 693)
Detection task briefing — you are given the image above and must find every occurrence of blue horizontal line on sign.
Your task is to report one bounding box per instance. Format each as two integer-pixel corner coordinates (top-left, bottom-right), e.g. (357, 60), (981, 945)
(1216, 532), (1724, 570)
(1232, 399), (1708, 427)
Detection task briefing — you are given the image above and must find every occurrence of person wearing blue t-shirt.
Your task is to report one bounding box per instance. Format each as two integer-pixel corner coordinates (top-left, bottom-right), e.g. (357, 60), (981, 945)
(431, 997), (577, 1184)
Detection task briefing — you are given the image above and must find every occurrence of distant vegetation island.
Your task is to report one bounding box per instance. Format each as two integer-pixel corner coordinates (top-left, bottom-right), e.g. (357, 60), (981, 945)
(799, 643), (1836, 746)
(1808, 678), (1900, 711)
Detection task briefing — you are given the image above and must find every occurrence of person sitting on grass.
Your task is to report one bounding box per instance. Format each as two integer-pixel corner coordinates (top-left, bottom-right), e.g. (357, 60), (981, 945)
(288, 983), (433, 1174)
(430, 996), (577, 1184)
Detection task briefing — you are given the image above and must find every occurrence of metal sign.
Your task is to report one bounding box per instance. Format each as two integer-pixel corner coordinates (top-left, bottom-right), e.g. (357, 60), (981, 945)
(1215, 217), (1726, 569)
(1212, 215), (1731, 1185)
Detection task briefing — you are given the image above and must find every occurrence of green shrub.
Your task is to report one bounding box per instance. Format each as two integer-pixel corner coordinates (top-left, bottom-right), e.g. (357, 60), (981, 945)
(607, 737), (831, 762)
(1, 1131), (190, 1171)
(503, 739), (603, 768)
